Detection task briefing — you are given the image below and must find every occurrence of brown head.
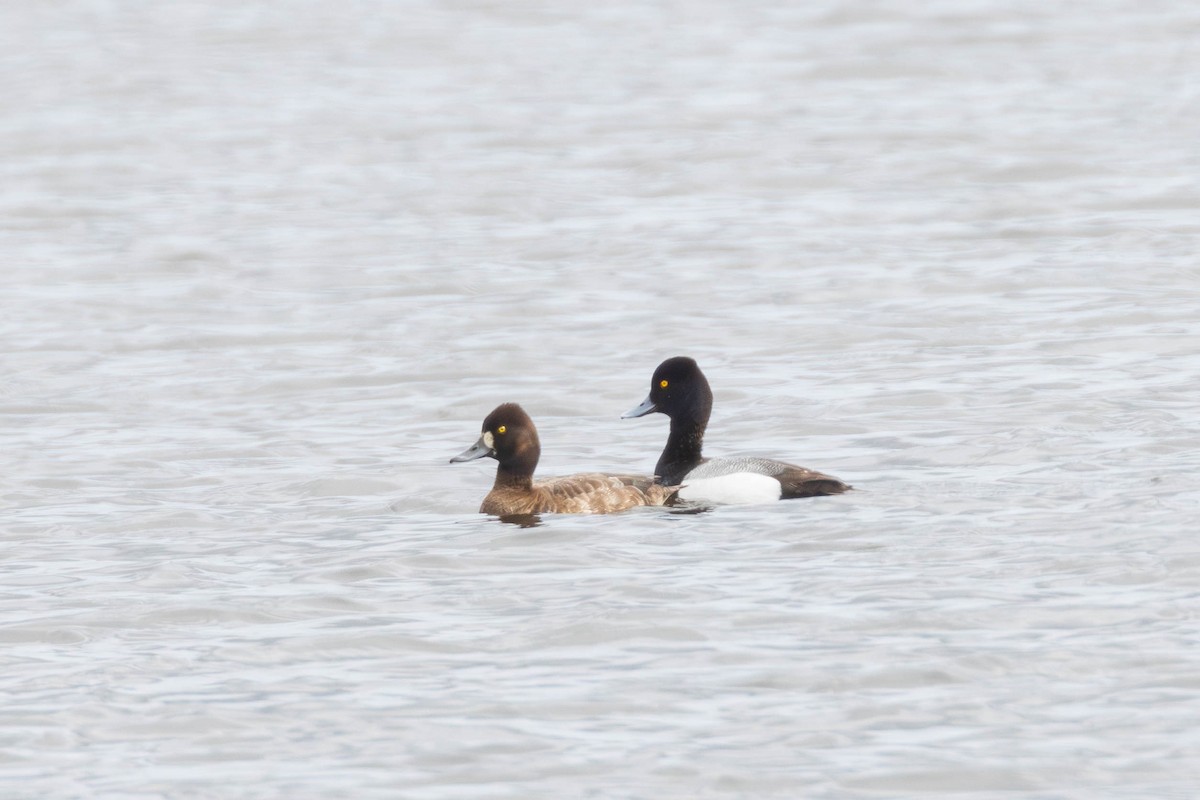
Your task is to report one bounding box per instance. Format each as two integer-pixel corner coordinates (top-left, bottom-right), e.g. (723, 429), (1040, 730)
(450, 402), (541, 485)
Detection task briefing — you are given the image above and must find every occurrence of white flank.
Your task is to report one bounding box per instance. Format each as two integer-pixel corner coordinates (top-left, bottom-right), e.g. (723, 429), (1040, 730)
(677, 472), (782, 505)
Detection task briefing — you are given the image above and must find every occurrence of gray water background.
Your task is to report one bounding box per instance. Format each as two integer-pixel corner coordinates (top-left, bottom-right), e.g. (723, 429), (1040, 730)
(3, 1), (1199, 797)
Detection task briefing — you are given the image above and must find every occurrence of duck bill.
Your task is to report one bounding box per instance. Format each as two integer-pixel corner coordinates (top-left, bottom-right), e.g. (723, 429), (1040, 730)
(621, 395), (658, 419)
(450, 436), (493, 463)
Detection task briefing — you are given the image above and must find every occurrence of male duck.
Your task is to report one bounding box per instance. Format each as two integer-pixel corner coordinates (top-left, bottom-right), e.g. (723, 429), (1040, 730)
(623, 357), (850, 504)
(452, 402), (677, 516)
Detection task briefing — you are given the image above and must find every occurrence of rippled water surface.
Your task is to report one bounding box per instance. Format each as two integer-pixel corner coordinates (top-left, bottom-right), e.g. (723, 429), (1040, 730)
(4, 1), (1199, 797)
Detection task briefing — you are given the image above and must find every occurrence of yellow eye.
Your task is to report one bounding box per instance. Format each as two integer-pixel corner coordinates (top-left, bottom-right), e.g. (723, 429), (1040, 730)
(659, 380), (669, 389)
(497, 425), (506, 434)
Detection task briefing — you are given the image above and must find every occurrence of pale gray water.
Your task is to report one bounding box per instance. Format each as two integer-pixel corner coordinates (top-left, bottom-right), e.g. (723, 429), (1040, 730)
(3, 1), (1199, 798)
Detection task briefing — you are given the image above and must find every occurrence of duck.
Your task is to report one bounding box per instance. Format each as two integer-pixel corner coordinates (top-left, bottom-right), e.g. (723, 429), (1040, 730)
(451, 402), (677, 516)
(623, 357), (850, 504)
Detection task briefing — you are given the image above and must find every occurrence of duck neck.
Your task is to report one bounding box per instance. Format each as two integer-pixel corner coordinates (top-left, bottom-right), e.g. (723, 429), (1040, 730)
(493, 442), (538, 492)
(493, 465), (533, 492)
(656, 415), (705, 485)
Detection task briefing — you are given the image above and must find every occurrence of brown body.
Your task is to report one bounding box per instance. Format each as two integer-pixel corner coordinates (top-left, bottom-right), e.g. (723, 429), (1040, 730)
(480, 472), (675, 516)
(452, 403), (676, 516)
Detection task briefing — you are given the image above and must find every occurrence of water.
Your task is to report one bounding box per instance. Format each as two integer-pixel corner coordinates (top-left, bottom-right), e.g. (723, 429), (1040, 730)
(3, 1), (1199, 797)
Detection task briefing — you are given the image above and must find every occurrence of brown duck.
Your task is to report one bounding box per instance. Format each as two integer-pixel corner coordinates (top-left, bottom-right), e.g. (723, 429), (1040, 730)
(451, 403), (677, 516)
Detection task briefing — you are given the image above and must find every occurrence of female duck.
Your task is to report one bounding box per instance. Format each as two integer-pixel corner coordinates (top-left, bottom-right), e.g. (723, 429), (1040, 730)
(623, 357), (849, 504)
(452, 403), (677, 516)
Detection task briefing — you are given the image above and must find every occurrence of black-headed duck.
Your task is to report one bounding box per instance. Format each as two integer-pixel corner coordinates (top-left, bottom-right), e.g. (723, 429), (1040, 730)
(623, 357), (850, 504)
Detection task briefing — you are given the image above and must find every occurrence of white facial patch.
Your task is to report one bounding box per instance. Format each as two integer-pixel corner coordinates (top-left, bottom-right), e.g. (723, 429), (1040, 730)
(482, 431), (495, 450)
(678, 473), (782, 505)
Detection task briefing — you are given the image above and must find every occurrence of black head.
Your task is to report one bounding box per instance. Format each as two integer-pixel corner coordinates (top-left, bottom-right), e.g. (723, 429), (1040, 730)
(622, 356), (713, 424)
(450, 402), (541, 478)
